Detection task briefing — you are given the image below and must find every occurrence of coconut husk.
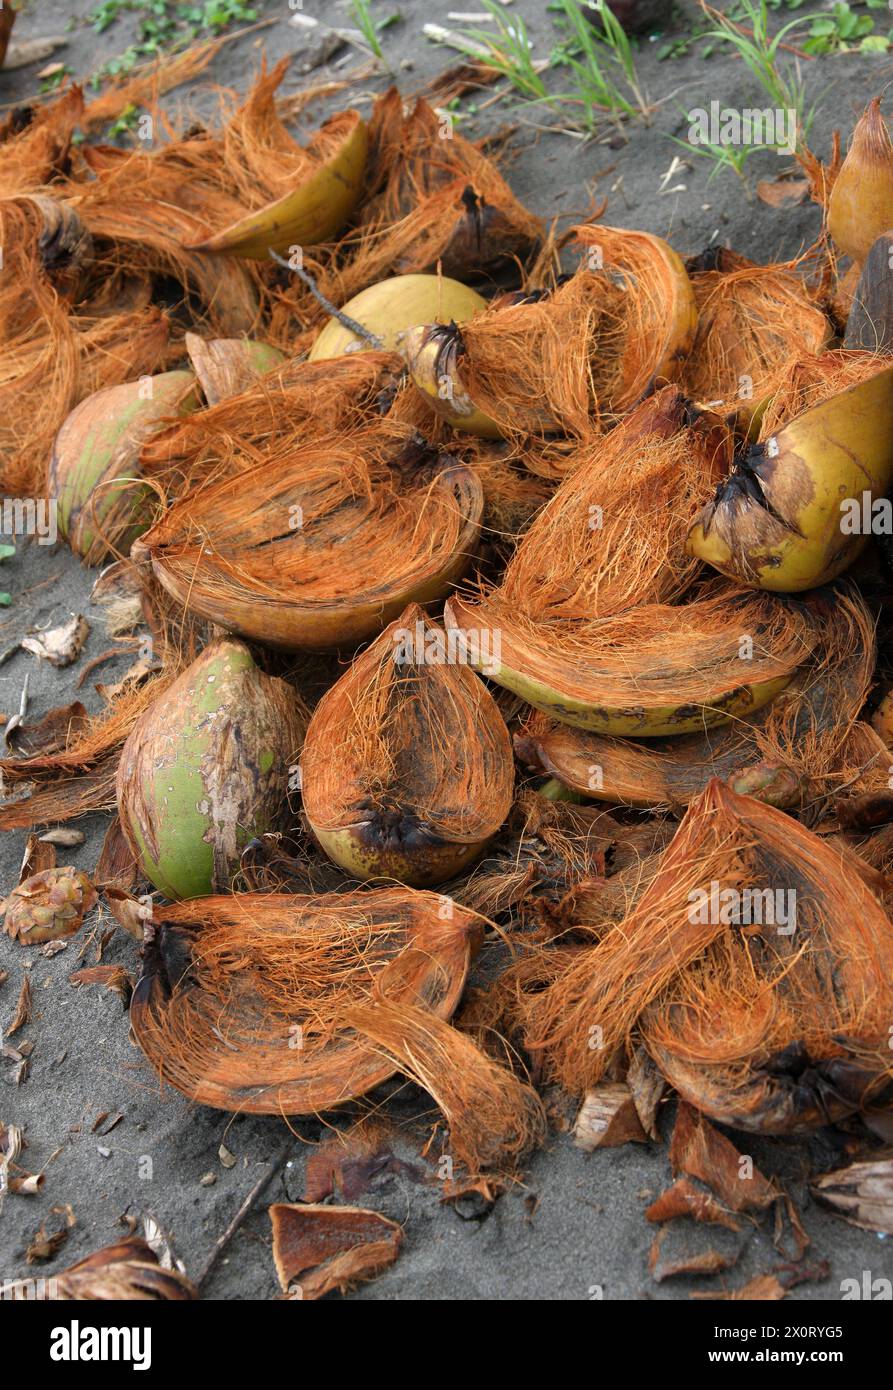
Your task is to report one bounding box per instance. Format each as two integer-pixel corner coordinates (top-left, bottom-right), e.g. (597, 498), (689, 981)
(446, 581), (824, 738)
(520, 780), (893, 1133)
(495, 386), (730, 621)
(0, 86), (83, 196)
(314, 87), (542, 310)
(301, 604), (514, 886)
(513, 584), (876, 810)
(129, 888), (482, 1115)
(0, 192), (172, 494)
(137, 423), (483, 651)
(757, 347), (892, 440)
(408, 225), (696, 443)
(140, 350), (404, 493)
(345, 997), (546, 1174)
(683, 248), (830, 424)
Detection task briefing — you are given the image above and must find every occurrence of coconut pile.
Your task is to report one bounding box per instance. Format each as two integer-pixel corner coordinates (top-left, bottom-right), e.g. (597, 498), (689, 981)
(5, 63), (893, 1301)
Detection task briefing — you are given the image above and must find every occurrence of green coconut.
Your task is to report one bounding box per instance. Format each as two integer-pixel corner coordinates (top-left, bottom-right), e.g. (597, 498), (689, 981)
(116, 639), (308, 900)
(48, 370), (200, 565)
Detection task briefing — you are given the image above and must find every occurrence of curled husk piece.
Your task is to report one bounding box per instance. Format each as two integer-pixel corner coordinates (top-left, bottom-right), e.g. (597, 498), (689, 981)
(49, 370), (200, 564)
(827, 97), (893, 266)
(345, 998), (546, 1173)
(129, 887), (481, 1114)
(301, 604), (514, 885)
(687, 366), (893, 591)
(521, 780), (893, 1134)
(189, 108), (367, 257)
(682, 248), (829, 427)
(0, 1237), (197, 1300)
(402, 225), (697, 439)
(117, 638), (308, 900)
(184, 332), (284, 405)
(309, 273), (487, 361)
(270, 1203), (402, 1299)
(137, 425), (483, 651)
(446, 583), (818, 737)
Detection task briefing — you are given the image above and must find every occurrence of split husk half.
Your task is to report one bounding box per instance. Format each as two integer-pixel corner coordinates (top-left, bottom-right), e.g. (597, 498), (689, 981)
(687, 364), (893, 591)
(514, 585), (876, 809)
(402, 223), (698, 440)
(129, 887), (481, 1114)
(520, 780), (893, 1134)
(136, 425), (483, 651)
(301, 604), (514, 886)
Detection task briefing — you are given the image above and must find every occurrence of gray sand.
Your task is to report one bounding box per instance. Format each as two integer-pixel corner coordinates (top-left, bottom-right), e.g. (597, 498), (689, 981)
(2, 0), (893, 1300)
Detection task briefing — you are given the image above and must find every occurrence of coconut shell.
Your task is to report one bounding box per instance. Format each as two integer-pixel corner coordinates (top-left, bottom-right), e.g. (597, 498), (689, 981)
(117, 638), (308, 899)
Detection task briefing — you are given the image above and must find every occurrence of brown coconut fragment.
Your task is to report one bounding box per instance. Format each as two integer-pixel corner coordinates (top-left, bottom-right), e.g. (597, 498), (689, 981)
(645, 1179), (740, 1232)
(573, 1083), (648, 1151)
(270, 1202), (402, 1299)
(811, 1155), (893, 1234)
(670, 1104), (778, 1213)
(649, 1225), (741, 1283)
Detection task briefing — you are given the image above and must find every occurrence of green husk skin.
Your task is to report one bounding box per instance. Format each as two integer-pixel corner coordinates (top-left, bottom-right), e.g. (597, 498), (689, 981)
(49, 371), (200, 563)
(116, 639), (306, 900)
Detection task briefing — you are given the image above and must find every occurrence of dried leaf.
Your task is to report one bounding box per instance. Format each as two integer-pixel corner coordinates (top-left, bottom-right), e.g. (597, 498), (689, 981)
(6, 976), (31, 1036)
(756, 177), (809, 208)
(670, 1104), (778, 1213)
(692, 1274), (786, 1301)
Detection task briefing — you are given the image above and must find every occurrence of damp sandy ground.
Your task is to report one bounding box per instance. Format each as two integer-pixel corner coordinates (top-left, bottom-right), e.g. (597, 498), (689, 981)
(2, 0), (893, 1300)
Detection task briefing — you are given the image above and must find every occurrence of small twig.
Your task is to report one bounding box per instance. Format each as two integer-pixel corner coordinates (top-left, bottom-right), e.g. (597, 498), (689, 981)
(269, 250), (383, 348)
(196, 1137), (293, 1290)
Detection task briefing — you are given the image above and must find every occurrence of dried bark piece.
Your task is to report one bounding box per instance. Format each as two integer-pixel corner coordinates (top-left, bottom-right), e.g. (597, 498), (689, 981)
(811, 1155), (893, 1234)
(21, 615), (89, 667)
(70, 965), (134, 1008)
(6, 976), (31, 1035)
(645, 1179), (740, 1232)
(270, 1203), (402, 1299)
(627, 1046), (666, 1141)
(573, 1083), (648, 1151)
